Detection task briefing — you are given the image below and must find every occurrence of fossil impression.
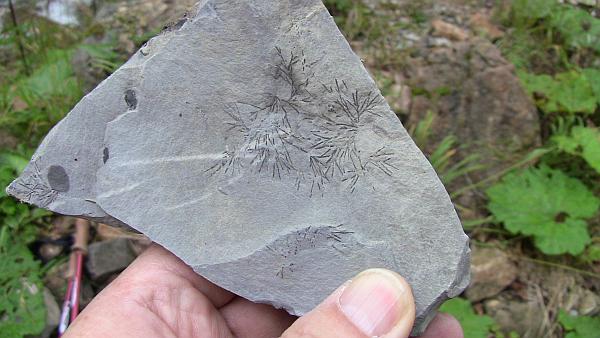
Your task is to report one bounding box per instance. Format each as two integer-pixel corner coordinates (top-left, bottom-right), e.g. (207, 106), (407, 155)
(7, 0), (470, 334)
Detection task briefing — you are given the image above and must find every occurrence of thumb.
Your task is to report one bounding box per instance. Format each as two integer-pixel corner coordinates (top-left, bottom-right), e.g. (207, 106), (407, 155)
(281, 269), (416, 338)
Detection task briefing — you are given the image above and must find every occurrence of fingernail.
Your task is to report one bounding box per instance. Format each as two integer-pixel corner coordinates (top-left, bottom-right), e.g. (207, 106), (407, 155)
(338, 269), (409, 337)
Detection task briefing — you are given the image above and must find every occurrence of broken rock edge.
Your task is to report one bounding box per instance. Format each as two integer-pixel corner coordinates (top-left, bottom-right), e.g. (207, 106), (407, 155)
(4, 1), (201, 227)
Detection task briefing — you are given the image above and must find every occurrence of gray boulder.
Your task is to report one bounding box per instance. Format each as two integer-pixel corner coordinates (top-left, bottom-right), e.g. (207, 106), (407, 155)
(7, 0), (469, 334)
(87, 238), (137, 280)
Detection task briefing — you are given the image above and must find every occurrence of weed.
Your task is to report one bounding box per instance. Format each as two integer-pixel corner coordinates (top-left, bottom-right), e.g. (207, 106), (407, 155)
(409, 111), (484, 185)
(439, 298), (498, 338)
(559, 310), (600, 338)
(487, 166), (599, 255)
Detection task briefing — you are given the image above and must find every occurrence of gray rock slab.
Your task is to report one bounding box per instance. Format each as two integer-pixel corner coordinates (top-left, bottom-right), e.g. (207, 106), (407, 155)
(7, 0), (470, 334)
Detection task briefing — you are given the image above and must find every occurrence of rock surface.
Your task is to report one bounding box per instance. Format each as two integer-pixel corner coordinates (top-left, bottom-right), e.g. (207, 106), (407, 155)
(7, 0), (470, 333)
(87, 238), (137, 280)
(465, 246), (517, 302)
(484, 296), (546, 338)
(44, 261), (95, 308)
(406, 37), (541, 171)
(40, 288), (61, 338)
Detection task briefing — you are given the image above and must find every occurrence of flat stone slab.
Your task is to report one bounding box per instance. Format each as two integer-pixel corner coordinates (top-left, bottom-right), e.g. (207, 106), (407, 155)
(7, 0), (470, 334)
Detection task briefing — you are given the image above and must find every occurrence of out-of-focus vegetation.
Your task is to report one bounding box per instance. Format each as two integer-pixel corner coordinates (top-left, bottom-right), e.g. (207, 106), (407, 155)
(1, 0), (599, 337)
(0, 7), (126, 336)
(492, 0), (600, 259)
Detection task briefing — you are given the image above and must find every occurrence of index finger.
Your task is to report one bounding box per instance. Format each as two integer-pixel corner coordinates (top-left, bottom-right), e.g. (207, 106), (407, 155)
(128, 243), (236, 308)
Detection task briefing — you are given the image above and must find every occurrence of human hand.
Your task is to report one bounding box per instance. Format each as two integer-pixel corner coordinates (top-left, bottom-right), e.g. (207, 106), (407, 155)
(64, 244), (463, 338)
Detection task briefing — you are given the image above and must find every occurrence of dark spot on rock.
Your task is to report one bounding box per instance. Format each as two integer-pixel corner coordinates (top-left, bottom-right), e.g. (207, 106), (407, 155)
(47, 165), (70, 192)
(74, 158), (78, 162)
(125, 90), (137, 110)
(179, 113), (183, 117)
(103, 147), (109, 164)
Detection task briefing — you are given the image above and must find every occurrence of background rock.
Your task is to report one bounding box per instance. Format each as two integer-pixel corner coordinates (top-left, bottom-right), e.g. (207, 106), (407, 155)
(86, 238), (137, 280)
(38, 288), (60, 338)
(465, 246), (517, 302)
(44, 261), (95, 308)
(406, 37), (541, 170)
(484, 296), (547, 338)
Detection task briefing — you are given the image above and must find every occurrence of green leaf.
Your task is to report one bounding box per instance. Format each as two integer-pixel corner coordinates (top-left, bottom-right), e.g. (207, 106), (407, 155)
(511, 0), (557, 21)
(487, 166), (599, 255)
(583, 68), (600, 105)
(549, 7), (600, 52)
(519, 71), (597, 114)
(553, 72), (597, 114)
(559, 310), (600, 338)
(439, 298), (496, 338)
(553, 126), (600, 174)
(15, 49), (81, 106)
(532, 218), (590, 255)
(0, 153), (29, 174)
(0, 243), (46, 337)
(582, 244), (600, 263)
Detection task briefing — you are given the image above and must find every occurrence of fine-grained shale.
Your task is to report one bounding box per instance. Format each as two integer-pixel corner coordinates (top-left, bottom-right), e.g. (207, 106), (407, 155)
(7, 0), (470, 334)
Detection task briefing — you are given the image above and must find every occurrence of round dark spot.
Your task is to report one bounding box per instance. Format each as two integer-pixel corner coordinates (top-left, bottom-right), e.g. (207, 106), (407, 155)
(103, 147), (110, 164)
(179, 113), (183, 117)
(124, 90), (137, 110)
(74, 158), (78, 161)
(47, 165), (70, 192)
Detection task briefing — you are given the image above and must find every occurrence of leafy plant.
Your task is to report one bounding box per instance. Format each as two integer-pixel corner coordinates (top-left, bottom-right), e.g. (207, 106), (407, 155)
(487, 166), (599, 255)
(559, 310), (600, 338)
(519, 70), (597, 115)
(409, 111), (484, 185)
(582, 68), (600, 105)
(78, 43), (121, 73)
(323, 0), (390, 42)
(506, 0), (600, 52)
(0, 49), (82, 143)
(0, 4), (125, 336)
(0, 149), (51, 337)
(500, 0), (600, 76)
(582, 244), (600, 263)
(547, 5), (600, 53)
(0, 243), (47, 338)
(553, 126), (600, 174)
(439, 298), (496, 338)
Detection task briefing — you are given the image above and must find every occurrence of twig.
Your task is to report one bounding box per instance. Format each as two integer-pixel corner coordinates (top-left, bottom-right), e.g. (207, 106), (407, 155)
(7, 0), (30, 75)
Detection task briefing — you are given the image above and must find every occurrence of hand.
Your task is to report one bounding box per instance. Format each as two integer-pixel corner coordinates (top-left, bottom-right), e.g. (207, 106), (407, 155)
(64, 244), (463, 338)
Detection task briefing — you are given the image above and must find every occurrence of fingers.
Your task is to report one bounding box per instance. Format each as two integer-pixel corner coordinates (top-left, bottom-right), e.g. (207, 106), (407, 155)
(281, 269), (416, 338)
(420, 313), (464, 338)
(220, 297), (296, 338)
(131, 244), (236, 307)
(65, 243), (236, 338)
